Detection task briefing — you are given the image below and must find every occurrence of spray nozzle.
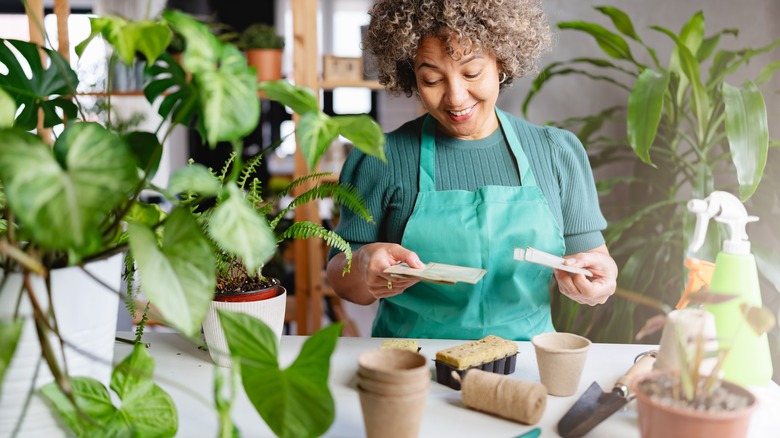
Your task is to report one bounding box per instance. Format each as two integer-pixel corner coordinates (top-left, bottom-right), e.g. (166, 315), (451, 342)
(687, 191), (758, 255)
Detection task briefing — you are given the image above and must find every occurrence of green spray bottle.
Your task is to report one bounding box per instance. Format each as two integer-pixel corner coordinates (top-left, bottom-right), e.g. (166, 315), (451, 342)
(688, 190), (773, 386)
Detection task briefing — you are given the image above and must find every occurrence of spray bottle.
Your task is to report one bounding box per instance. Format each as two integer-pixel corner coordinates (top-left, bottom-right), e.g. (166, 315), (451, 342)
(688, 190), (773, 386)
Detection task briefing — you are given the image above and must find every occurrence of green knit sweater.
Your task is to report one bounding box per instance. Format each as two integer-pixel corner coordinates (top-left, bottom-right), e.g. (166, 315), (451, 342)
(330, 111), (606, 258)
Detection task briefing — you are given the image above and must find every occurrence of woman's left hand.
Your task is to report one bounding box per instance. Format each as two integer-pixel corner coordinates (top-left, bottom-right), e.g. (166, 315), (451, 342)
(553, 244), (617, 306)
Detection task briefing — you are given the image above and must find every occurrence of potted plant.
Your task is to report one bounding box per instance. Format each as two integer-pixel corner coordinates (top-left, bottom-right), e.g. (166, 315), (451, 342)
(0, 7), (384, 437)
(521, 6), (780, 360)
(182, 149), (373, 368)
(238, 22), (285, 82)
(618, 287), (775, 438)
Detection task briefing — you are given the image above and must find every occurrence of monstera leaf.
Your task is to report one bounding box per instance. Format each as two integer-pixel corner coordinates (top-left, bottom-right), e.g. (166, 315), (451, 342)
(0, 39), (78, 131)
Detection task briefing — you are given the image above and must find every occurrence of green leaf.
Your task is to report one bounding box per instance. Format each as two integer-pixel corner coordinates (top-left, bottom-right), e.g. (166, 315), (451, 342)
(297, 111), (340, 171)
(198, 45), (260, 146)
(595, 6), (640, 41)
(332, 115), (386, 162)
(722, 81), (768, 201)
(754, 244), (780, 295)
(208, 185), (277, 274)
(558, 21), (635, 63)
(128, 207), (216, 336)
(112, 345), (178, 436)
(219, 311), (341, 438)
(627, 69), (670, 167)
(258, 80), (320, 115)
(40, 345), (177, 437)
(652, 26), (710, 140)
(0, 123), (138, 258)
(0, 39), (78, 130)
(125, 131), (163, 181)
(78, 16), (171, 65)
(0, 87), (14, 127)
(168, 163), (222, 198)
(40, 377), (124, 437)
(756, 60), (780, 86)
(124, 201), (166, 228)
(162, 10), (259, 146)
(0, 319), (23, 393)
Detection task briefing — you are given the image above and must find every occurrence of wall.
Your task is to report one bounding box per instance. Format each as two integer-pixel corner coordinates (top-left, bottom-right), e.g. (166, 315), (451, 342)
(375, 0), (779, 135)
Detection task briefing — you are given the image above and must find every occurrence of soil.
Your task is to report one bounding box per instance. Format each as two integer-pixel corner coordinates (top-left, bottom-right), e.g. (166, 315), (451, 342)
(637, 373), (753, 412)
(215, 276), (279, 295)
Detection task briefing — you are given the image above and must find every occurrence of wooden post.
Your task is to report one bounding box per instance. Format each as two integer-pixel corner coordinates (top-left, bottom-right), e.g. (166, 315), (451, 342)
(54, 0), (70, 63)
(291, 0), (324, 335)
(25, 0), (50, 142)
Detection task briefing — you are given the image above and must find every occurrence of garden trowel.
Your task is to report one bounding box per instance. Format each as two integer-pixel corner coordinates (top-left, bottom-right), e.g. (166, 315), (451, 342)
(557, 350), (657, 437)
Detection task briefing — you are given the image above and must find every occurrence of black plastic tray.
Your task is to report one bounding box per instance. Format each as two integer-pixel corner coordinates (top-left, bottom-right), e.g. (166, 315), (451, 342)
(434, 353), (518, 390)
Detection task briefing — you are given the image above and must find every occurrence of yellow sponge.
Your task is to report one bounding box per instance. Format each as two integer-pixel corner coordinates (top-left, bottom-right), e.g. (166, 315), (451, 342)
(435, 335), (518, 370)
(380, 339), (419, 352)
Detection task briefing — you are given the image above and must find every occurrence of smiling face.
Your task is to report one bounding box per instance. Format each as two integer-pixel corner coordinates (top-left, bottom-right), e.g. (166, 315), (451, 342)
(413, 36), (501, 140)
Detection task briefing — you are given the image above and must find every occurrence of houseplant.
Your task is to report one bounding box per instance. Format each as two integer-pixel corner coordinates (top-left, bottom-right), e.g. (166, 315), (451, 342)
(238, 22), (285, 82)
(521, 6), (780, 368)
(184, 149), (373, 368)
(0, 6), (384, 437)
(619, 288), (775, 438)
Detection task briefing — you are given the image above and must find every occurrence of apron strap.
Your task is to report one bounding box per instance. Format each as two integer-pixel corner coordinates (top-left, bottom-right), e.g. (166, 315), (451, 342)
(419, 109), (537, 192)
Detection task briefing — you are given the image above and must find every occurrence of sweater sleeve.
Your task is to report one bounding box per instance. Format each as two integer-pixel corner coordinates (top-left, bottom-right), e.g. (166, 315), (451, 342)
(546, 127), (607, 254)
(327, 147), (387, 260)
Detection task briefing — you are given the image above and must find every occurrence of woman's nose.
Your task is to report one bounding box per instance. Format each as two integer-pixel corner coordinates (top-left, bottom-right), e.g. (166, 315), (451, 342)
(444, 78), (468, 106)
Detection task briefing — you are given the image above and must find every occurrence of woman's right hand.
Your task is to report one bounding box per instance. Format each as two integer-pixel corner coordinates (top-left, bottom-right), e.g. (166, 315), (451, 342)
(353, 243), (425, 299)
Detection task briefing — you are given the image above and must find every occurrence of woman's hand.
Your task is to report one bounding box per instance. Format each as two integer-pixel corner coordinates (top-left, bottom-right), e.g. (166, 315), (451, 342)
(354, 243), (425, 299)
(553, 244), (617, 306)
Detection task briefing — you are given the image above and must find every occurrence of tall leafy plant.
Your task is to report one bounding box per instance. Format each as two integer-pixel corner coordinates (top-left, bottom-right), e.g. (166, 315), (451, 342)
(522, 6), (780, 367)
(0, 7), (384, 437)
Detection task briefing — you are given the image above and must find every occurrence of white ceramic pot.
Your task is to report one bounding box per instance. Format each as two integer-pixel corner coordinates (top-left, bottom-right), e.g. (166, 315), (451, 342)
(0, 254), (123, 437)
(202, 286), (287, 368)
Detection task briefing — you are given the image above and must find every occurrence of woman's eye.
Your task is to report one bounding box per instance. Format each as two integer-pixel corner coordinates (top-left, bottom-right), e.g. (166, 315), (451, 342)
(465, 71), (482, 79)
(422, 79), (441, 86)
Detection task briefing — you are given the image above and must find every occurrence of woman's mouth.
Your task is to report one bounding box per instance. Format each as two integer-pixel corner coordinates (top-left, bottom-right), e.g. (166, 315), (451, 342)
(447, 104), (476, 121)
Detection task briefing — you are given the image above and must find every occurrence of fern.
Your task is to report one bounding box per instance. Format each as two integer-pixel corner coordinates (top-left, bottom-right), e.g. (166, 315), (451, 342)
(218, 152), (236, 182)
(239, 154), (264, 191)
(273, 172), (331, 199)
(247, 178), (264, 209)
(279, 221), (354, 274)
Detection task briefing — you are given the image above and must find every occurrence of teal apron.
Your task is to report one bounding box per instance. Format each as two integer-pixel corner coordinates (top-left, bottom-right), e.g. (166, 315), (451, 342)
(372, 109), (565, 341)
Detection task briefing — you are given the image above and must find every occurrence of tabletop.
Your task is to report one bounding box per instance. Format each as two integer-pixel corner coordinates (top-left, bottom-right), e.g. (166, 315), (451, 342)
(115, 331), (780, 438)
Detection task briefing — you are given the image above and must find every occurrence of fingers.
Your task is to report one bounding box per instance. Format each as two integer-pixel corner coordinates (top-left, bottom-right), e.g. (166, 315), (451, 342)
(357, 243), (423, 299)
(555, 249), (618, 306)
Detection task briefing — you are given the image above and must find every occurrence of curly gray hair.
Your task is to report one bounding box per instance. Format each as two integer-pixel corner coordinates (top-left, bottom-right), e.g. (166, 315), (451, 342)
(363, 0), (552, 97)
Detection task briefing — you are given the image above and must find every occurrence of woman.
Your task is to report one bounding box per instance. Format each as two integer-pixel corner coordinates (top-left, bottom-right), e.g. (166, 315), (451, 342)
(326, 0), (618, 341)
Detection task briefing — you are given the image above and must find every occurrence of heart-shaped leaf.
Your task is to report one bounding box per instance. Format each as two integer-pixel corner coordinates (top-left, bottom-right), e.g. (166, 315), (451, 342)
(0, 123), (138, 258)
(40, 344), (177, 437)
(128, 207), (215, 336)
(219, 311), (341, 438)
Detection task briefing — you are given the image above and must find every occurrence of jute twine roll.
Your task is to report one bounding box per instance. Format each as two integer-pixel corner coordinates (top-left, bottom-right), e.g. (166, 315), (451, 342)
(457, 369), (547, 425)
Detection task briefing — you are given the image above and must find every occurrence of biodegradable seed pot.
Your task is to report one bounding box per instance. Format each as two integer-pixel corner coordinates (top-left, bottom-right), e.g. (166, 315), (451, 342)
(632, 370), (758, 438)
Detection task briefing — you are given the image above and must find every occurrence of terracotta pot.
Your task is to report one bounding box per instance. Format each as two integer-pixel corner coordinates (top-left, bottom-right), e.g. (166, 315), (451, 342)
(202, 283), (287, 367)
(245, 48), (283, 83)
(632, 370), (758, 438)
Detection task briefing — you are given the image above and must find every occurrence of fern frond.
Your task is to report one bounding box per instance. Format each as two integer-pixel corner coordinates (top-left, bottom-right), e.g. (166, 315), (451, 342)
(325, 182), (373, 223)
(247, 178), (268, 210)
(273, 172), (332, 199)
(279, 221), (353, 274)
(219, 152), (237, 182)
(239, 154), (265, 191)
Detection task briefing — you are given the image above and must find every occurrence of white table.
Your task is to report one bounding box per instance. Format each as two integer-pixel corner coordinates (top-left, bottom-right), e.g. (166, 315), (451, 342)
(115, 332), (780, 437)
